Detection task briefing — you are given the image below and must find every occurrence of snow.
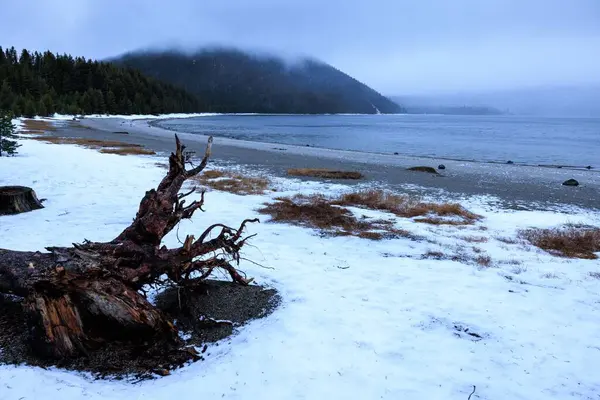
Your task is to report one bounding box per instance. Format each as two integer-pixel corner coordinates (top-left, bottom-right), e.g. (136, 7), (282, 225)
(1, 134), (600, 400)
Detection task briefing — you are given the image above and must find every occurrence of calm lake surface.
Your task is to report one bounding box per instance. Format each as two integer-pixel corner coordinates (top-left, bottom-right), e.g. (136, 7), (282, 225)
(158, 114), (599, 167)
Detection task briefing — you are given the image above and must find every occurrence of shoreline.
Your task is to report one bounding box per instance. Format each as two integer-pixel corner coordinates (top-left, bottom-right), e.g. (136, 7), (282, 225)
(58, 117), (600, 210)
(150, 117), (596, 171)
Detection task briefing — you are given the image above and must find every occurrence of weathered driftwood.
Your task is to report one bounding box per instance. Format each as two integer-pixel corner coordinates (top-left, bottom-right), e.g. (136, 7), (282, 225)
(0, 136), (257, 359)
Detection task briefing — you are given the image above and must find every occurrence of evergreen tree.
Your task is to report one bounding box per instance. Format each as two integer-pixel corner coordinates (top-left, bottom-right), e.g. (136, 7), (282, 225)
(37, 99), (48, 117)
(0, 80), (14, 110)
(0, 110), (20, 156)
(0, 46), (201, 116)
(105, 90), (117, 114)
(42, 93), (55, 116)
(23, 98), (37, 118)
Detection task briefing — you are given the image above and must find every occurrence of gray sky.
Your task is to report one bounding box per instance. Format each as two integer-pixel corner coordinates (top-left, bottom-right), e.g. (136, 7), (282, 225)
(2, 0), (599, 94)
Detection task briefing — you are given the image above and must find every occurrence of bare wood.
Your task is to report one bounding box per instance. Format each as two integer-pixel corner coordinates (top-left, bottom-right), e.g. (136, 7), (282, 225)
(0, 135), (258, 359)
(0, 186), (44, 215)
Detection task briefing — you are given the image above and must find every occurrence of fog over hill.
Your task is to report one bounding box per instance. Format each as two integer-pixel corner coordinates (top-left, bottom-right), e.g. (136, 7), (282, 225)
(115, 48), (403, 114)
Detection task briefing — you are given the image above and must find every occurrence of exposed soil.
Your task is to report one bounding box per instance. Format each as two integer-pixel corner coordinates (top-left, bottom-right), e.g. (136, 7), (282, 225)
(0, 280), (280, 380)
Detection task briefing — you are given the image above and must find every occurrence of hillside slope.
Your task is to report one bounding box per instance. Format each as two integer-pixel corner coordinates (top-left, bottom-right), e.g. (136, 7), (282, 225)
(116, 48), (403, 114)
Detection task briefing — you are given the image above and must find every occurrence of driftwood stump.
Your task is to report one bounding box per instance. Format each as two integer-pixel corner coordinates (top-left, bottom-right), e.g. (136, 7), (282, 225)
(0, 186), (44, 215)
(0, 135), (258, 361)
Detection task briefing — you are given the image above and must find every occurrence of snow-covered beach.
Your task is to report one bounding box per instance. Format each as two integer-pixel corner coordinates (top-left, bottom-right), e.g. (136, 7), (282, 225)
(1, 117), (600, 399)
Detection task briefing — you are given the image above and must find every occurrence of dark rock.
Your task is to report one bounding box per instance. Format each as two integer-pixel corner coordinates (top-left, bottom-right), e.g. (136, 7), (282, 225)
(586, 166), (592, 170)
(506, 160), (514, 164)
(113, 131), (129, 135)
(438, 164), (446, 170)
(562, 179), (579, 187)
(393, 152), (399, 155)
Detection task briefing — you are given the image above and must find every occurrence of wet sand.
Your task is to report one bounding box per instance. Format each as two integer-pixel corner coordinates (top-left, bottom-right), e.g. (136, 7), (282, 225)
(60, 117), (599, 210)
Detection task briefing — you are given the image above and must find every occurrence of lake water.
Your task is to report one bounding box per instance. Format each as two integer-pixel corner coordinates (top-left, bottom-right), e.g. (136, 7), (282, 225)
(157, 114), (599, 167)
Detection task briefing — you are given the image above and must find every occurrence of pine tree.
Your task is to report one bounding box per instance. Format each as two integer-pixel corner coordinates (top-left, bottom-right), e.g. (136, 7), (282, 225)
(0, 110), (20, 156)
(23, 98), (37, 118)
(37, 99), (48, 117)
(0, 46), (201, 116)
(105, 90), (117, 114)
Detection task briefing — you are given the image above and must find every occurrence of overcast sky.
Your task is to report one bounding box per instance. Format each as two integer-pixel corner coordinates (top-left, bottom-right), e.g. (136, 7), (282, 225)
(2, 0), (599, 94)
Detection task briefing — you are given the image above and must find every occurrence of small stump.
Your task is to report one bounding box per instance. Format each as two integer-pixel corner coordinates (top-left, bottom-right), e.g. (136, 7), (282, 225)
(0, 186), (44, 215)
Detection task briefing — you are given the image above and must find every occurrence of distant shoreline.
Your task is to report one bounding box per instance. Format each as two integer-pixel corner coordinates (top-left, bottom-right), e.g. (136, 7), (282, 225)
(48, 116), (600, 211)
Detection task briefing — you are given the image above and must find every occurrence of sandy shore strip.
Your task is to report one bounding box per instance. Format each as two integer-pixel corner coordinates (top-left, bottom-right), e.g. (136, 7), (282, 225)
(54, 117), (600, 210)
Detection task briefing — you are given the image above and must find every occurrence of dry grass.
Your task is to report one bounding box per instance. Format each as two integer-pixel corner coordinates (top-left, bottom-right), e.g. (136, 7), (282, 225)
(421, 250), (446, 260)
(20, 119), (57, 134)
(420, 248), (493, 267)
(542, 272), (560, 279)
(501, 259), (522, 266)
(257, 194), (412, 240)
(407, 166), (439, 174)
(100, 147), (156, 156)
(460, 236), (489, 243)
(192, 169), (271, 195)
(511, 266), (527, 275)
(496, 236), (519, 244)
(31, 136), (141, 148)
(520, 225), (600, 259)
(335, 189), (480, 226)
(287, 168), (364, 180)
(475, 255), (493, 267)
(30, 135), (156, 156)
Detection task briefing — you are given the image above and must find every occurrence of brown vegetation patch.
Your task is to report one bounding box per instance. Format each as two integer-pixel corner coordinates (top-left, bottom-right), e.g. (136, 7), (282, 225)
(192, 169), (271, 195)
(20, 119), (58, 134)
(407, 166), (439, 174)
(475, 255), (493, 267)
(334, 190), (480, 226)
(257, 195), (411, 240)
(29, 136), (156, 156)
(100, 147), (156, 156)
(31, 136), (141, 148)
(421, 250), (446, 260)
(287, 168), (364, 180)
(520, 225), (600, 259)
(420, 248), (493, 267)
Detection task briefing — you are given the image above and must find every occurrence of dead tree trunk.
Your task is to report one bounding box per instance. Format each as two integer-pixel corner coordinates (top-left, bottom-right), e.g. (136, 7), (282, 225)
(0, 135), (258, 359)
(0, 186), (44, 215)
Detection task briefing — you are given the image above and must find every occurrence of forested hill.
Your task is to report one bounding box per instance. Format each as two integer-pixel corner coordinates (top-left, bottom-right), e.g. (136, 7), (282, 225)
(0, 46), (200, 117)
(115, 48), (403, 114)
